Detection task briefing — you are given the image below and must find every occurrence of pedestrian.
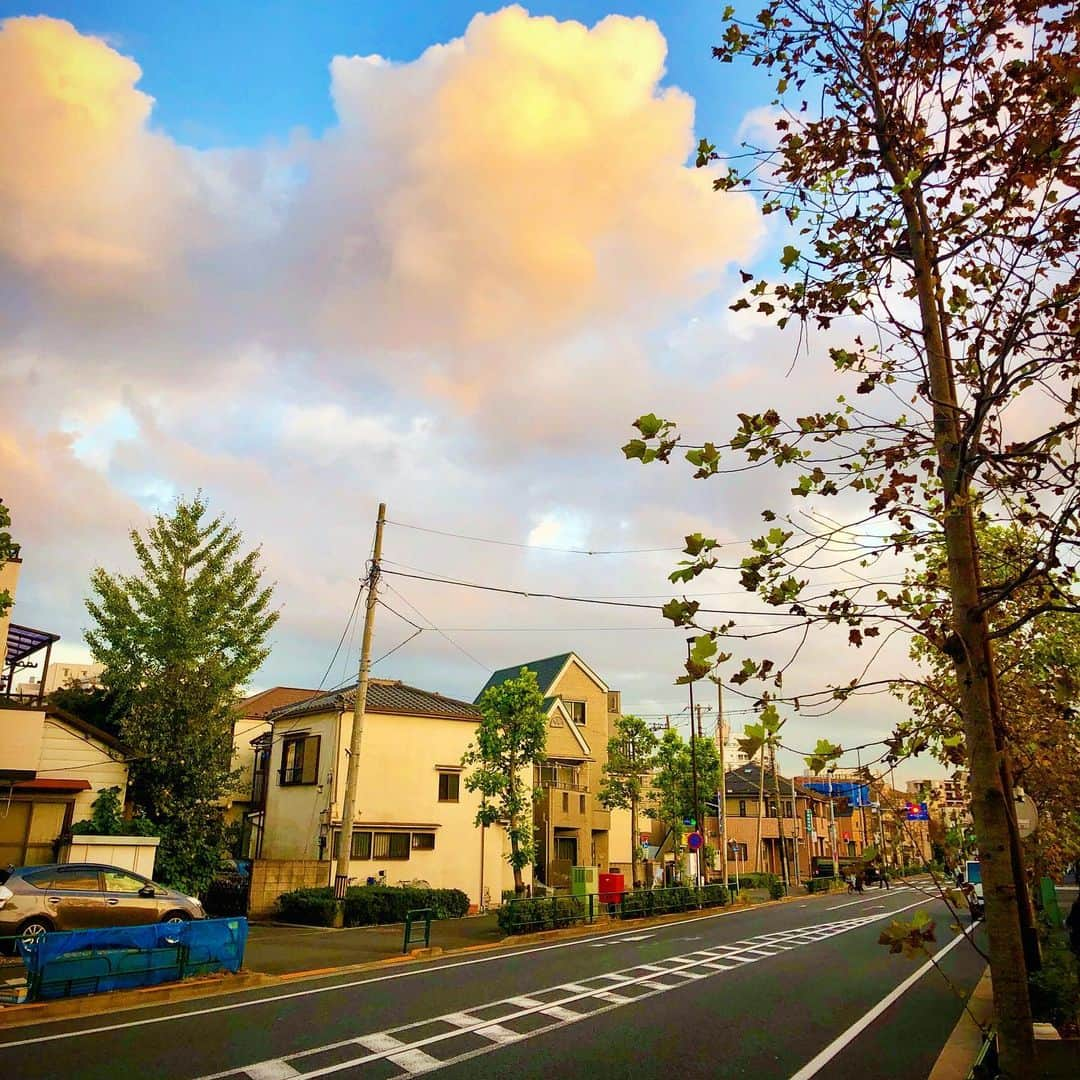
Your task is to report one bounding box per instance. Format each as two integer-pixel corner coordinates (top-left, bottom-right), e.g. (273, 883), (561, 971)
(1066, 896), (1080, 962)
(855, 872), (865, 894)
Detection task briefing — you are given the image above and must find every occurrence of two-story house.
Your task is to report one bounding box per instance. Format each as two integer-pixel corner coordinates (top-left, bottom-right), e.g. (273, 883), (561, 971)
(256, 678), (522, 912)
(475, 652), (625, 889)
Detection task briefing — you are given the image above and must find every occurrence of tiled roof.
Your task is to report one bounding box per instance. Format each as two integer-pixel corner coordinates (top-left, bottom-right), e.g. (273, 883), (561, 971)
(239, 686), (319, 719)
(269, 678), (480, 723)
(475, 653), (572, 703)
(720, 762), (797, 797)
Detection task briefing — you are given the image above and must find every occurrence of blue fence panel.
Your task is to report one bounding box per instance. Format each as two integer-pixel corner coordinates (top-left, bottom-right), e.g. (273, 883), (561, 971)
(18, 917), (247, 1000)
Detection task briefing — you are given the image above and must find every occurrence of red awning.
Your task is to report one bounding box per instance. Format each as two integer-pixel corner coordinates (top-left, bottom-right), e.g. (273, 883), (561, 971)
(11, 778), (91, 793)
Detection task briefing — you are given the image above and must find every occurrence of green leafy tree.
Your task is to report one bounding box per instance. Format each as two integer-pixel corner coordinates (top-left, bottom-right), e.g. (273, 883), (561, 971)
(624, 3), (1080, 1066)
(599, 714), (658, 888)
(0, 498), (18, 618)
(804, 740), (844, 877)
(462, 668), (547, 896)
(647, 729), (721, 852)
(69, 786), (156, 837)
(85, 494), (278, 893)
(48, 686), (125, 741)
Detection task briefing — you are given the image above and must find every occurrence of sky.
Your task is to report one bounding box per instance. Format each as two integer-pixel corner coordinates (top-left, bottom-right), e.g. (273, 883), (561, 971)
(0, 1), (942, 784)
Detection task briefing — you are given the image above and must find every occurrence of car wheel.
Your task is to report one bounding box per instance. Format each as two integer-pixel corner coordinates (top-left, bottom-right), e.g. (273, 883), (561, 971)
(17, 918), (53, 946)
(161, 911), (191, 924)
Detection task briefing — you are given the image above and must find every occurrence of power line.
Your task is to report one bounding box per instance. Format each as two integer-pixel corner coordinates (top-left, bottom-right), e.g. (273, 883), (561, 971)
(380, 568), (811, 619)
(385, 518), (682, 556)
(372, 628), (424, 668)
(381, 581), (490, 671)
(316, 581), (365, 692)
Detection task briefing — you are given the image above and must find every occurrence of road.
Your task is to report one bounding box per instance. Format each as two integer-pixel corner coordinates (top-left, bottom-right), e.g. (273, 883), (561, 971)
(0, 879), (987, 1080)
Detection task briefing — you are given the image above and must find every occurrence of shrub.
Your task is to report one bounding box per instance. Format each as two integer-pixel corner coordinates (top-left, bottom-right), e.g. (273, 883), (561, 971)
(275, 884), (471, 927)
(1029, 933), (1080, 1036)
(69, 786), (157, 837)
(498, 895), (586, 934)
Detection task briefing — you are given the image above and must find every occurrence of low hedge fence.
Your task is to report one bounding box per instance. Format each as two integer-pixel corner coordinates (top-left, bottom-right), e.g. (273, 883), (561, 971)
(498, 883), (732, 936)
(277, 885), (470, 927)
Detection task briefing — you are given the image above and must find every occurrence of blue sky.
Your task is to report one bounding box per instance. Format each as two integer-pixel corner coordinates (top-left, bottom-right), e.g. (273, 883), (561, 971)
(1, 1), (771, 149)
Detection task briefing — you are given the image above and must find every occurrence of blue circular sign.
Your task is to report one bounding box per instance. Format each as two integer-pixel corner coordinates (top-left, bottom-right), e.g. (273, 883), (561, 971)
(687, 831), (704, 851)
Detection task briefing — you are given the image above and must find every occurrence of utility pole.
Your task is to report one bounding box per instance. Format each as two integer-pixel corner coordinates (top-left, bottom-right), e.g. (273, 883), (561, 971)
(334, 501), (386, 900)
(827, 765), (840, 881)
(717, 681), (728, 891)
(685, 638), (701, 888)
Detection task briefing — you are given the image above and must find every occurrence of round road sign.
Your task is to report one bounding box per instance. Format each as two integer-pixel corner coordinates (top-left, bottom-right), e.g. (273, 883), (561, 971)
(687, 832), (704, 851)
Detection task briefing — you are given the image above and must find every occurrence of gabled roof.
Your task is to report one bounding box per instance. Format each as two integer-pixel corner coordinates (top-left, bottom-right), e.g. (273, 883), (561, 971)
(476, 653), (573, 702)
(547, 698), (592, 759)
(720, 762), (797, 797)
(475, 652), (608, 703)
(269, 678), (480, 724)
(239, 686), (318, 719)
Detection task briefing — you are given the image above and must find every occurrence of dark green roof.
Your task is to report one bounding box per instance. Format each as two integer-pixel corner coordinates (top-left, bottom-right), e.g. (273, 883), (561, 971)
(474, 653), (573, 704)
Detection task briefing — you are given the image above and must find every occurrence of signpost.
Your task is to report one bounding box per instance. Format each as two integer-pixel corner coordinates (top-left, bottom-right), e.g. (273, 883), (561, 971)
(687, 832), (703, 851)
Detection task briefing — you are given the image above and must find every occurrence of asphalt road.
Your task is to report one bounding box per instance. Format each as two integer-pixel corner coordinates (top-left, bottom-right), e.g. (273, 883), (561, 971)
(0, 879), (987, 1080)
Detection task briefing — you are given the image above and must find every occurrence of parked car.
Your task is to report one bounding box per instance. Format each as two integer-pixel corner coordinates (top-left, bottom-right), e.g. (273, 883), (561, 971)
(0, 863), (205, 948)
(960, 858), (984, 919)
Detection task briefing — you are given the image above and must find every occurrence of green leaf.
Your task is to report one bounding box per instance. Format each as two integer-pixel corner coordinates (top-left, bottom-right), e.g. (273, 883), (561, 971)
(781, 244), (800, 270)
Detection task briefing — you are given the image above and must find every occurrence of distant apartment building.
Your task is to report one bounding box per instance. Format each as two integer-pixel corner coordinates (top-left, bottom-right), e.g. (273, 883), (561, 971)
(16, 660), (105, 698)
(907, 772), (971, 827)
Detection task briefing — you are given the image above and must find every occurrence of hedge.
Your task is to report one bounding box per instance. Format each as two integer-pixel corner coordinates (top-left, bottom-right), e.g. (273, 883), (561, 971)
(277, 885), (471, 927)
(497, 895), (587, 935)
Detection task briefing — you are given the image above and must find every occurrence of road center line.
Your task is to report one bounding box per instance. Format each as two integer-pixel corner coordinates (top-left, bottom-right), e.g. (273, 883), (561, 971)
(787, 920), (982, 1080)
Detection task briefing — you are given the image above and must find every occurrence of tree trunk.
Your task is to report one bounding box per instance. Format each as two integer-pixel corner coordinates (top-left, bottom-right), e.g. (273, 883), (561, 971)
(893, 175), (1036, 1073)
(631, 794), (641, 889)
(755, 747), (767, 873)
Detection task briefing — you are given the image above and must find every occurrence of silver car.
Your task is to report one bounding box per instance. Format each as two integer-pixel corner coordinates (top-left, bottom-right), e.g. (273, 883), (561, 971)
(0, 863), (205, 947)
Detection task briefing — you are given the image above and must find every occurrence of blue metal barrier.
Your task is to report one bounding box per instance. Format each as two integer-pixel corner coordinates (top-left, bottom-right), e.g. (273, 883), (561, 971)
(15, 917), (247, 1001)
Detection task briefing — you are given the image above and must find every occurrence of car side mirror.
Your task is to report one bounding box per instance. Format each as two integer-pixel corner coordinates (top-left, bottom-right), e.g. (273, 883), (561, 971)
(139, 884), (156, 898)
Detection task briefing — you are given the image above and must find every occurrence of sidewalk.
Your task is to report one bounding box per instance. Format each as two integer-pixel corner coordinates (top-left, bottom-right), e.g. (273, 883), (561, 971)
(245, 913), (504, 975)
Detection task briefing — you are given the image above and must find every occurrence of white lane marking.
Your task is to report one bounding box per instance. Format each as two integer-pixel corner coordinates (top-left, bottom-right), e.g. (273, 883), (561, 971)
(389, 1048), (443, 1073)
(620, 933), (656, 941)
(357, 1033), (407, 1053)
(826, 889), (910, 911)
(441, 1012), (478, 1028)
(201, 909), (922, 1080)
(788, 921), (982, 1080)
(541, 1005), (579, 1021)
(596, 991), (632, 1004)
(476, 1024), (522, 1045)
(246, 1063), (300, 1080)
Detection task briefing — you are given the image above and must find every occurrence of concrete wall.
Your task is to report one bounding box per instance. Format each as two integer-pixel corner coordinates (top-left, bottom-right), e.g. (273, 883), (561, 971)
(0, 706), (45, 775)
(62, 835), (160, 878)
(249, 858), (328, 918)
(0, 558), (20, 667)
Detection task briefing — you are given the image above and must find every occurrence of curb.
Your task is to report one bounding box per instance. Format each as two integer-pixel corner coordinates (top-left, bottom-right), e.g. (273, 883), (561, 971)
(0, 884), (862, 1030)
(0, 971), (276, 1031)
(928, 965), (992, 1080)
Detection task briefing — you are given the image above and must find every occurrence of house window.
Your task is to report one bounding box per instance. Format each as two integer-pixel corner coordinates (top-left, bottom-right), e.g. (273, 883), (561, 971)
(331, 830), (372, 860)
(566, 701), (587, 726)
(579, 794), (586, 814)
(251, 745), (270, 805)
(738, 800), (747, 817)
(373, 832), (410, 860)
(562, 792), (569, 813)
(783, 801), (794, 818)
(438, 772), (460, 803)
(412, 832), (436, 851)
(280, 734), (320, 785)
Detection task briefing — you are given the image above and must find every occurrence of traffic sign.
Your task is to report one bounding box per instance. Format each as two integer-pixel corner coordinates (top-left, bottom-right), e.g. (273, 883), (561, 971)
(683, 817), (696, 827)
(1015, 793), (1038, 838)
(687, 832), (703, 851)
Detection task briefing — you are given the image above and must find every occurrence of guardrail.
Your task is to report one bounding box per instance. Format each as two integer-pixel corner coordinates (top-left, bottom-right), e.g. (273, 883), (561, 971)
(0, 917), (247, 1004)
(498, 884), (736, 935)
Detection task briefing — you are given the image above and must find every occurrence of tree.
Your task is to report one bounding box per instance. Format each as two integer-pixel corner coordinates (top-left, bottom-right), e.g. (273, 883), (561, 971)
(48, 686), (124, 741)
(85, 494), (278, 893)
(461, 667), (547, 896)
(625, 4), (1079, 1069)
(896, 524), (1080, 878)
(647, 728), (721, 859)
(599, 714), (658, 888)
(0, 498), (18, 619)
